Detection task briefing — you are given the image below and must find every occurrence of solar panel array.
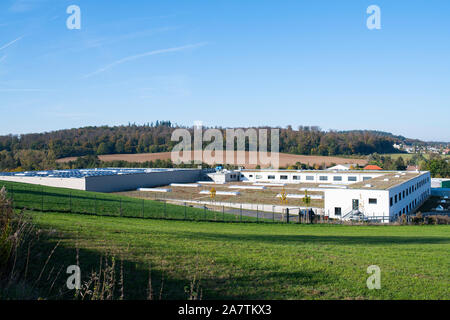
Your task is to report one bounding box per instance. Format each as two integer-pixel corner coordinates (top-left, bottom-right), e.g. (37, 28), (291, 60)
(0, 168), (179, 179)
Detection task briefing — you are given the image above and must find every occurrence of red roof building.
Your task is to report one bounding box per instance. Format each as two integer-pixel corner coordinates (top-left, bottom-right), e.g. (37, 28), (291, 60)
(363, 164), (383, 170)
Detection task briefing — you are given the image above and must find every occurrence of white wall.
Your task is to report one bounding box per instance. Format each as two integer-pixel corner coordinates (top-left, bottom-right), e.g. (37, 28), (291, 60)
(388, 172), (431, 218)
(324, 189), (389, 220)
(240, 170), (384, 185)
(0, 176), (86, 190)
(207, 171), (240, 183)
(324, 171), (432, 222)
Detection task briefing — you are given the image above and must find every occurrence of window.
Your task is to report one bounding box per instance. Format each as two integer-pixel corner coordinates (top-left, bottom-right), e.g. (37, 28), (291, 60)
(280, 175), (288, 180)
(390, 197), (393, 207)
(333, 176), (342, 181)
(363, 177), (372, 181)
(268, 175), (275, 180)
(369, 198), (377, 204)
(403, 191), (405, 198)
(249, 175), (253, 178)
(293, 175), (300, 180)
(399, 192), (402, 201)
(306, 176), (314, 181)
(256, 175), (262, 179)
(319, 176), (328, 181)
(348, 176), (357, 182)
(395, 194), (398, 203)
(335, 207), (342, 216)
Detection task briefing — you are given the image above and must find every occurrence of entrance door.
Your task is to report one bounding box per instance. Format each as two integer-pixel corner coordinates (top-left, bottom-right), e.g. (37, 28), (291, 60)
(352, 199), (359, 211)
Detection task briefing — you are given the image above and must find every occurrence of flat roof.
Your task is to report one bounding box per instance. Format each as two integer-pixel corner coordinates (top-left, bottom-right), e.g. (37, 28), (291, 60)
(347, 171), (425, 190)
(0, 168), (195, 179)
(241, 169), (402, 174)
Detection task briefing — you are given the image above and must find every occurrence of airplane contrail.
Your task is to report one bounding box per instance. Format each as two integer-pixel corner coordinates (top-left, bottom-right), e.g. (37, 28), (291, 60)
(0, 36), (23, 51)
(83, 42), (207, 78)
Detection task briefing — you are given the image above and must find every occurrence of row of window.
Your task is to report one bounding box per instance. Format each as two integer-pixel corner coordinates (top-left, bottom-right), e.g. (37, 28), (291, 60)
(248, 174), (371, 182)
(389, 176), (430, 207)
(396, 190), (429, 216)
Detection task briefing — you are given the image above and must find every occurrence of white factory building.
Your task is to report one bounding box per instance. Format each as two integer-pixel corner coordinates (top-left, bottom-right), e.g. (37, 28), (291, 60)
(237, 169), (431, 222)
(0, 168), (205, 193)
(0, 166), (432, 223)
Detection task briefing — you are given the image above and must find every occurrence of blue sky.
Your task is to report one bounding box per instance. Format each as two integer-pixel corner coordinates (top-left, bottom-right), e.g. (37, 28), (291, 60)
(0, 0), (449, 141)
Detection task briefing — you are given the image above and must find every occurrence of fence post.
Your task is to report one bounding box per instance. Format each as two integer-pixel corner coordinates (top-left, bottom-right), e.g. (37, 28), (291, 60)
(184, 202), (187, 220)
(256, 205), (259, 223)
(41, 187), (44, 212)
(272, 206), (275, 222)
(286, 208), (289, 224)
(240, 204), (242, 222)
(164, 200), (166, 218)
(222, 205), (225, 222)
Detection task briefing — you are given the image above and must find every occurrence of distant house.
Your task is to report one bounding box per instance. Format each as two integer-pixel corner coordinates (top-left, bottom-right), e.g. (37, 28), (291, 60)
(363, 164), (382, 170)
(406, 165), (419, 171)
(327, 164), (353, 171)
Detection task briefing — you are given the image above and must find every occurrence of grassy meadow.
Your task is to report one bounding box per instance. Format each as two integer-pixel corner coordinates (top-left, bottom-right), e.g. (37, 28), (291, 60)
(1, 180), (449, 300)
(0, 180), (260, 222)
(23, 211), (450, 300)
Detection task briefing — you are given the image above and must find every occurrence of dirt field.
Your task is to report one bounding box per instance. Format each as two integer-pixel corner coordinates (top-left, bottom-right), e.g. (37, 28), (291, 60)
(57, 151), (367, 169)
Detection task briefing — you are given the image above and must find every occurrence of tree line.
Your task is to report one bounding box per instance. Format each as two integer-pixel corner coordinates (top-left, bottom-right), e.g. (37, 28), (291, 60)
(0, 123), (447, 177)
(367, 153), (449, 178)
(0, 123), (404, 159)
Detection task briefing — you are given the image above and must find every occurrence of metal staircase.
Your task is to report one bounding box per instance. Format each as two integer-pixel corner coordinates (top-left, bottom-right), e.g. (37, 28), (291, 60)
(341, 209), (368, 221)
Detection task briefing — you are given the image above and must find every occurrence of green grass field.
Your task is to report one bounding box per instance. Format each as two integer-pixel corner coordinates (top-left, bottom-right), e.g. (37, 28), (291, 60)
(1, 180), (449, 300)
(0, 180), (261, 222)
(27, 211), (450, 300)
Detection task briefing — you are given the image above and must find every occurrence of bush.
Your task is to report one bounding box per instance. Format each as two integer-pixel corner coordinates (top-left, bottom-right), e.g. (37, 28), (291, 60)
(410, 212), (450, 225)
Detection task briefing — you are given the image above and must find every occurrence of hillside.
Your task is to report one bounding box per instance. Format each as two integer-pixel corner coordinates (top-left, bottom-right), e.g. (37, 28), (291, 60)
(0, 123), (409, 160)
(0, 123), (416, 172)
(56, 151), (368, 169)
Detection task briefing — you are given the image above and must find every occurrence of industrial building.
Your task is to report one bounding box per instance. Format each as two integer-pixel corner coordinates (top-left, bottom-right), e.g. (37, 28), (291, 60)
(0, 167), (432, 222)
(237, 169), (431, 222)
(0, 168), (204, 193)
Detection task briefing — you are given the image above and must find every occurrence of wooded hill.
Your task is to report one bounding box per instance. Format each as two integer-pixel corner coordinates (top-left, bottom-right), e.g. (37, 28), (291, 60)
(0, 122), (415, 160)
